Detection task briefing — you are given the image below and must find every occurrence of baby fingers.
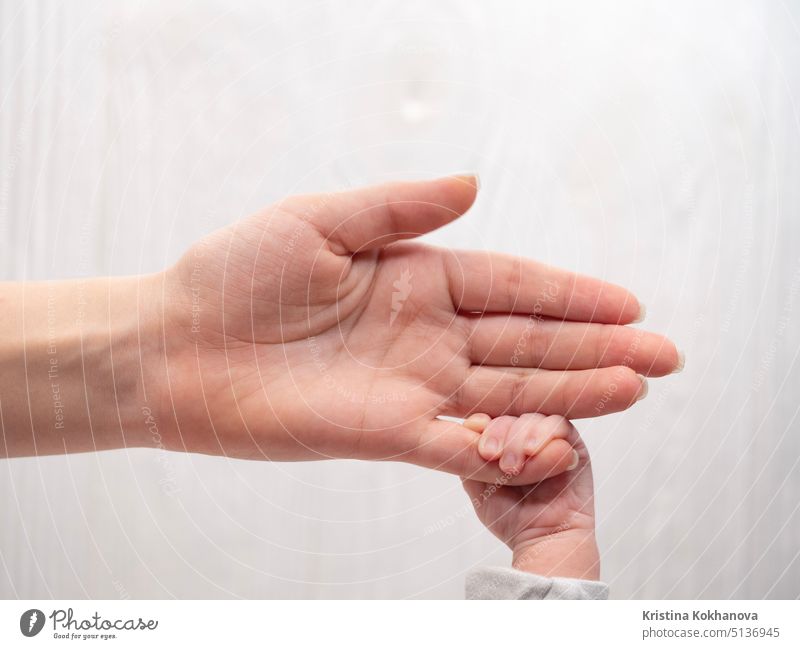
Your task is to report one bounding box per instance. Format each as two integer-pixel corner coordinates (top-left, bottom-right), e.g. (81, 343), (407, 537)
(465, 412), (578, 477)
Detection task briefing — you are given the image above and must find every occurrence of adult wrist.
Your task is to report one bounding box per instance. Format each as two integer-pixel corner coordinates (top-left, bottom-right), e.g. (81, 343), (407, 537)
(0, 274), (165, 456)
(66, 273), (167, 452)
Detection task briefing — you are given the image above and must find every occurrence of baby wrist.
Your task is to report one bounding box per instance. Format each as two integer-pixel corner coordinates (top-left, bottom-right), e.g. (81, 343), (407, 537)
(511, 529), (601, 581)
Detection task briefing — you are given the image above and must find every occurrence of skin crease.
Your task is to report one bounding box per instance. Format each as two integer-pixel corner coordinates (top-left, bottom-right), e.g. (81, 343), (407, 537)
(148, 175), (681, 486)
(463, 416), (599, 580)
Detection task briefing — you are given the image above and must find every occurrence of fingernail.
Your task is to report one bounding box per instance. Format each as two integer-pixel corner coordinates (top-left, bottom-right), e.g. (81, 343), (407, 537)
(452, 173), (480, 191)
(501, 453), (518, 474)
(672, 350), (685, 374)
(524, 437), (543, 455)
(632, 303), (647, 324)
(567, 450), (579, 470)
(636, 374), (649, 401)
(464, 413), (491, 433)
(482, 437), (498, 455)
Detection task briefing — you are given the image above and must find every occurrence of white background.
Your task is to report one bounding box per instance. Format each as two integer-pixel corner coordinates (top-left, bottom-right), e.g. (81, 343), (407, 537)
(1, 0), (799, 599)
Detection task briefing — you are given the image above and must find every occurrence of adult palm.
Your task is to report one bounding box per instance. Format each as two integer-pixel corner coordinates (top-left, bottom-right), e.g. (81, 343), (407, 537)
(153, 176), (678, 484)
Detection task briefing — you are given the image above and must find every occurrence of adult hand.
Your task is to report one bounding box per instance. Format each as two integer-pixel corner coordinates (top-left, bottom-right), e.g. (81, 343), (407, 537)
(151, 175), (680, 484)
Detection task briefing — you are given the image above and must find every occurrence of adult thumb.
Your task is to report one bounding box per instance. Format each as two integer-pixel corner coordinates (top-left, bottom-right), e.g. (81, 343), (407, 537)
(291, 174), (479, 254)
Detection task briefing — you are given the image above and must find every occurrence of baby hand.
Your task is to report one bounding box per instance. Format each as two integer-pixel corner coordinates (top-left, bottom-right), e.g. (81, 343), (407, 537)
(464, 412), (578, 477)
(462, 413), (598, 579)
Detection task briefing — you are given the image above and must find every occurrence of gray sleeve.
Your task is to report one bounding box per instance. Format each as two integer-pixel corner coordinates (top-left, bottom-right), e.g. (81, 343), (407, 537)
(465, 566), (609, 600)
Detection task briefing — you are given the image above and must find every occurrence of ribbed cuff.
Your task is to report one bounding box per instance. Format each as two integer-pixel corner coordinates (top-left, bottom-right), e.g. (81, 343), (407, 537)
(465, 566), (609, 600)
